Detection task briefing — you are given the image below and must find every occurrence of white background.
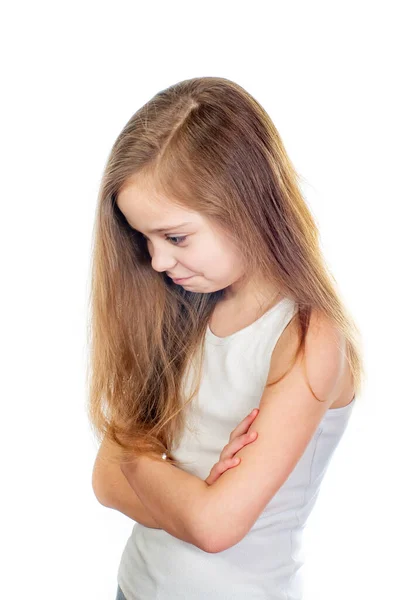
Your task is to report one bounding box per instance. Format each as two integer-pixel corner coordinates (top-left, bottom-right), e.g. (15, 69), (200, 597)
(1, 1), (397, 598)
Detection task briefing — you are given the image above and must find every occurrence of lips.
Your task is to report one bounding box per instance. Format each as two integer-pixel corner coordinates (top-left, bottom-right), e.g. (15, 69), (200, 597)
(171, 275), (194, 283)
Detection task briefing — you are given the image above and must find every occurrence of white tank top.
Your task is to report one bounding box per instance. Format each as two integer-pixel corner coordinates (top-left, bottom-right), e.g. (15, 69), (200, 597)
(117, 296), (356, 599)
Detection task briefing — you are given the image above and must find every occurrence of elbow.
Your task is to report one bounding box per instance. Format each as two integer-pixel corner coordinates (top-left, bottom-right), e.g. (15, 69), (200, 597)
(197, 516), (246, 553)
(195, 518), (232, 554)
(197, 530), (218, 554)
(192, 486), (244, 553)
(92, 469), (111, 508)
(201, 541), (224, 554)
(193, 493), (236, 553)
(92, 487), (110, 508)
(188, 493), (219, 553)
(189, 507), (220, 553)
(200, 533), (231, 554)
(92, 482), (109, 507)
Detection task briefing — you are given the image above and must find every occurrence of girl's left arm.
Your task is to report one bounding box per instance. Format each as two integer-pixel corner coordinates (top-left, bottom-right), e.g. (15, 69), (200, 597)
(121, 457), (211, 550)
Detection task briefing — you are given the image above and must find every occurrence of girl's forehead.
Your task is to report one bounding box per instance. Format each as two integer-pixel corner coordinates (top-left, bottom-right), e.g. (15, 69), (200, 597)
(117, 184), (205, 231)
(119, 178), (185, 212)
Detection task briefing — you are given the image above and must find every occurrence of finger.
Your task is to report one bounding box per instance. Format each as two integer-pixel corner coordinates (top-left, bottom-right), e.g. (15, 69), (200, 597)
(229, 408), (259, 441)
(221, 457), (242, 473)
(207, 458), (234, 484)
(220, 430), (258, 462)
(232, 409), (259, 437)
(205, 457), (239, 485)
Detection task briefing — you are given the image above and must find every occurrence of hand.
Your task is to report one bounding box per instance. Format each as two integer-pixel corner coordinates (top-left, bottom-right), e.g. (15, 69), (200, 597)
(204, 408), (259, 486)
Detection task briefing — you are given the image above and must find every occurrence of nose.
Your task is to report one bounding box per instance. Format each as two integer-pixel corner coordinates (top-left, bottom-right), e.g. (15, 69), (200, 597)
(148, 243), (177, 274)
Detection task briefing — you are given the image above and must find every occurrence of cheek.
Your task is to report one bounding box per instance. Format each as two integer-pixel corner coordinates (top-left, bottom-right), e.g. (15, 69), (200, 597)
(196, 254), (229, 280)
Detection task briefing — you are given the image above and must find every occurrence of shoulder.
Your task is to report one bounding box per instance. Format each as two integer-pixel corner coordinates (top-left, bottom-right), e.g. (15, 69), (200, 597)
(268, 308), (349, 404)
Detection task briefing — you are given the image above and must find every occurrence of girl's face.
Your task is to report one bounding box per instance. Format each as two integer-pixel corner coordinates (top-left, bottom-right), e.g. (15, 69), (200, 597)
(117, 176), (279, 307)
(117, 177), (246, 294)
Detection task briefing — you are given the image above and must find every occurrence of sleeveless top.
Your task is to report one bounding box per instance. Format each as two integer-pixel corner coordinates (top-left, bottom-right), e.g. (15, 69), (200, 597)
(117, 296), (356, 599)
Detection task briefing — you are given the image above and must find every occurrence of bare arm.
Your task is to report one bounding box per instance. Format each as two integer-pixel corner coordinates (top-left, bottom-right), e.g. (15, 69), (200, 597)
(121, 455), (209, 549)
(92, 437), (162, 529)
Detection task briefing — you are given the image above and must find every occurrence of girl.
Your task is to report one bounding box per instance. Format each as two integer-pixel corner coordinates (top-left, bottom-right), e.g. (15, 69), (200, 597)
(89, 76), (363, 599)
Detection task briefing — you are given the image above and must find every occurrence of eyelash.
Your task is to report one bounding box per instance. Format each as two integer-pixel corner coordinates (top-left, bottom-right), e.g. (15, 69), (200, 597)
(165, 235), (187, 245)
(143, 234), (187, 246)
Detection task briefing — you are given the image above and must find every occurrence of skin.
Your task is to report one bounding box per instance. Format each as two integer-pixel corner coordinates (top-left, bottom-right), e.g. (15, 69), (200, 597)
(117, 175), (282, 312)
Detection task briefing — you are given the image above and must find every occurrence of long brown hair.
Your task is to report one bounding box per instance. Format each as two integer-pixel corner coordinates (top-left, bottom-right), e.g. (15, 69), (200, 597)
(86, 76), (364, 469)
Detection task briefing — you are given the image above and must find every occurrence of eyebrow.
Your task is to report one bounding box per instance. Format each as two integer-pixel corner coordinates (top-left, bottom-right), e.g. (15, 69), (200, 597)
(147, 221), (194, 233)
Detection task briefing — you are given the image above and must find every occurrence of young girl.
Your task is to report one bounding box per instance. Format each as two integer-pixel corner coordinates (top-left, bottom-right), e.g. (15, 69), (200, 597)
(89, 76), (363, 600)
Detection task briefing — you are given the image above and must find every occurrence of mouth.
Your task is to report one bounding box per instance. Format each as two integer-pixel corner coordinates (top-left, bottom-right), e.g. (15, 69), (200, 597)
(171, 275), (195, 283)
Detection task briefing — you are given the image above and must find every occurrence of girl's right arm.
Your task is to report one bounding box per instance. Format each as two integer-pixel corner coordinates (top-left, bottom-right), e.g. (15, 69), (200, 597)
(92, 409), (259, 530)
(92, 438), (162, 529)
